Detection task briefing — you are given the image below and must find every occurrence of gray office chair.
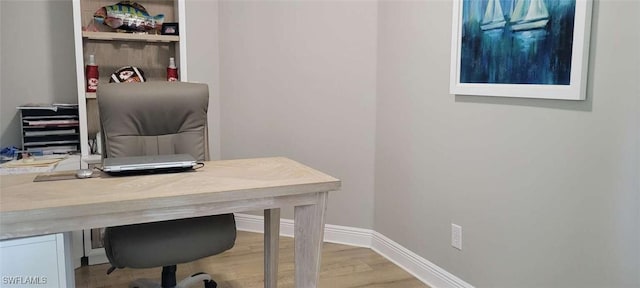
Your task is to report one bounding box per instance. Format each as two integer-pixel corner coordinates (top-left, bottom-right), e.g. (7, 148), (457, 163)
(97, 82), (236, 288)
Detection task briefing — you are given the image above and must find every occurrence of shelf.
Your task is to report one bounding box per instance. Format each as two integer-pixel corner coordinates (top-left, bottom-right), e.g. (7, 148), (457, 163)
(24, 130), (78, 137)
(82, 31), (179, 43)
(23, 140), (80, 147)
(22, 115), (78, 120)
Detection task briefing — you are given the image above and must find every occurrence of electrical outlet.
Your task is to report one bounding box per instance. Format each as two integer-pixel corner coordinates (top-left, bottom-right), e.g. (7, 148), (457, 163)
(451, 223), (462, 250)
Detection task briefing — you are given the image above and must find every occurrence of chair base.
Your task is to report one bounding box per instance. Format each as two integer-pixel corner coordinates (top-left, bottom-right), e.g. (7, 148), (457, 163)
(128, 273), (217, 288)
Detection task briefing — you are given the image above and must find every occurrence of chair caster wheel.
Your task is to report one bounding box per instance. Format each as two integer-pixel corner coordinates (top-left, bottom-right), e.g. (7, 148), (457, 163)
(177, 272), (216, 288)
(204, 279), (217, 288)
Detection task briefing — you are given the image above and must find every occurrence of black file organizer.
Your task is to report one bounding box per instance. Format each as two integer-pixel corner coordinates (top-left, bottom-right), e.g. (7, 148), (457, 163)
(19, 106), (80, 155)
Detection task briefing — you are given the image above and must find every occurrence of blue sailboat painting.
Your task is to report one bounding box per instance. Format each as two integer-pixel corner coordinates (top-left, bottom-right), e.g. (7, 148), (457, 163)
(510, 0), (550, 31)
(481, 0), (507, 31)
(459, 0), (576, 85)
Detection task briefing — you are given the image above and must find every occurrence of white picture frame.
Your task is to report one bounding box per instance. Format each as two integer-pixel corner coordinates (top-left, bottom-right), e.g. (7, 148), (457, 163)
(449, 0), (593, 100)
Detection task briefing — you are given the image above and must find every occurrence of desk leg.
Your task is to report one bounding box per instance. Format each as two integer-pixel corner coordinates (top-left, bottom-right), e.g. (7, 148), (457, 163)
(264, 208), (280, 288)
(294, 192), (328, 288)
(63, 232), (76, 288)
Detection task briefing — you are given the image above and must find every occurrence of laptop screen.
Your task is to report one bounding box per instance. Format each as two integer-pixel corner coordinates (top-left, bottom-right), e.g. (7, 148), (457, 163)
(102, 154), (197, 173)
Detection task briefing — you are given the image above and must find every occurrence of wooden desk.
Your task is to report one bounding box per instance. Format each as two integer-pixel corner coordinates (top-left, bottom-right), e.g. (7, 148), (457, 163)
(0, 157), (341, 288)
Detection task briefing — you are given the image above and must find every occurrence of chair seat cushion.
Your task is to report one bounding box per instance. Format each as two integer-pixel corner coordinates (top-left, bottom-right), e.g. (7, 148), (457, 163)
(103, 214), (236, 269)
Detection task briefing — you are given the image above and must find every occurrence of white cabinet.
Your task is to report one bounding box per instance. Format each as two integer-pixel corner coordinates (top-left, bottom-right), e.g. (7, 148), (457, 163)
(0, 234), (73, 288)
(71, 0), (187, 265)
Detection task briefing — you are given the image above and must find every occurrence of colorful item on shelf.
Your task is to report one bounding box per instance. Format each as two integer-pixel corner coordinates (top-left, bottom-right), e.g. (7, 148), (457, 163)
(109, 66), (146, 83)
(93, 1), (164, 32)
(85, 55), (99, 92)
(161, 23), (179, 35)
(167, 57), (178, 82)
(0, 146), (19, 163)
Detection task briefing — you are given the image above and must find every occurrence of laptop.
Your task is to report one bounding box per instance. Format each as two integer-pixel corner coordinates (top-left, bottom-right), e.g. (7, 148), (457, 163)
(102, 154), (197, 173)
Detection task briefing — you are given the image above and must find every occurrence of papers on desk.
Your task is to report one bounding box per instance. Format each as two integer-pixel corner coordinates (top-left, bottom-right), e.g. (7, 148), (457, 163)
(3, 157), (64, 167)
(0, 155), (67, 175)
(0, 166), (54, 175)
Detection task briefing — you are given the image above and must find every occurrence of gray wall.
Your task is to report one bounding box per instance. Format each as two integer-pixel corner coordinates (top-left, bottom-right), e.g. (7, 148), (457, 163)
(0, 0), (77, 148)
(375, 1), (639, 287)
(218, 0), (378, 228)
(185, 0), (222, 160)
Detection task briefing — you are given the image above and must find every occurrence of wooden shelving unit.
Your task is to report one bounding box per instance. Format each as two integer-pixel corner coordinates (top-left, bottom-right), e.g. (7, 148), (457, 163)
(72, 0), (187, 265)
(73, 0), (187, 158)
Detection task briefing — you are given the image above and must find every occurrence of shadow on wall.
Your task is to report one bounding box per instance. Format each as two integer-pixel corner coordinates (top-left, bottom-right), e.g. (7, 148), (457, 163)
(454, 91), (592, 111)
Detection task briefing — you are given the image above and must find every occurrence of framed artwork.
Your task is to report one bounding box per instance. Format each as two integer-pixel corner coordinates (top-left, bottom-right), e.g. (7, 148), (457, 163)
(161, 23), (179, 35)
(449, 0), (593, 100)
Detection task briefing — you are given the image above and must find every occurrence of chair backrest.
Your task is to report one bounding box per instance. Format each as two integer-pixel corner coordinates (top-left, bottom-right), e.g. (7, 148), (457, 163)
(97, 82), (210, 161)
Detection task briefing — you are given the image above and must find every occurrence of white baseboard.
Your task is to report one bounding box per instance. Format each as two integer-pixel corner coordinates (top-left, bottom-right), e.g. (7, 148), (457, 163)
(234, 213), (474, 288)
(234, 213), (372, 247)
(371, 232), (474, 288)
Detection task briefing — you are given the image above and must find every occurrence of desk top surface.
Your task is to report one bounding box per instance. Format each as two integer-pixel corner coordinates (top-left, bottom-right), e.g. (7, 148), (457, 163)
(0, 157), (340, 214)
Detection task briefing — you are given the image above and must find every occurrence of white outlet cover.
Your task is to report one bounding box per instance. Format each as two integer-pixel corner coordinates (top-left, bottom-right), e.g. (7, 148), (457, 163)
(451, 223), (462, 250)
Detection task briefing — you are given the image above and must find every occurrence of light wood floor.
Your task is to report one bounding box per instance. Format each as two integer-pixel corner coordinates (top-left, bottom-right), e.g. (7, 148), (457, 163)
(75, 231), (429, 288)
